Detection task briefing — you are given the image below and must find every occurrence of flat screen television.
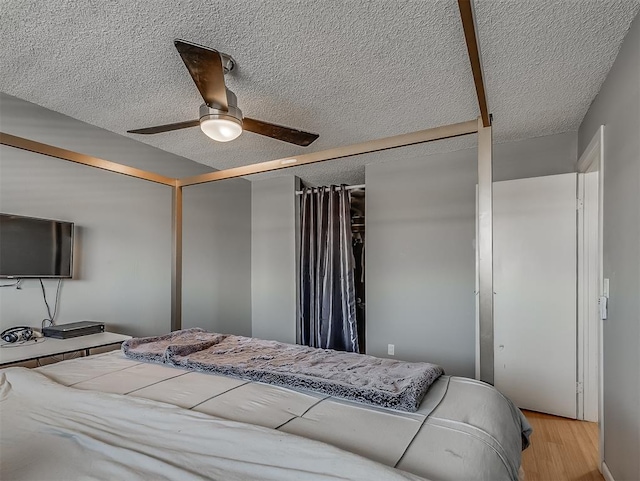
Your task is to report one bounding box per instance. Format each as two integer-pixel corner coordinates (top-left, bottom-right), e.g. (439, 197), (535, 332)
(0, 213), (74, 278)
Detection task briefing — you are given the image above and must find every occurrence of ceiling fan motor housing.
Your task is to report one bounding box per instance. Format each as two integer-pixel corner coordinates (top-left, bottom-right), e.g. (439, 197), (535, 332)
(200, 89), (243, 124)
(199, 89), (243, 141)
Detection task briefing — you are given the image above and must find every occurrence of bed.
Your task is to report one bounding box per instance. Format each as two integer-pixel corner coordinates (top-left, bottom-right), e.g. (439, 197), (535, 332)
(0, 333), (531, 481)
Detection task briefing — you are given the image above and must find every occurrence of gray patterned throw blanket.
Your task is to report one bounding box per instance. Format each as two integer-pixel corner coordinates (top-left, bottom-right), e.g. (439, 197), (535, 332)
(122, 329), (444, 412)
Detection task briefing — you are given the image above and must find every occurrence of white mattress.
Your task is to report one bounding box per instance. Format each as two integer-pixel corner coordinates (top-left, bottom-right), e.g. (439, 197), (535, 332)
(31, 350), (528, 481)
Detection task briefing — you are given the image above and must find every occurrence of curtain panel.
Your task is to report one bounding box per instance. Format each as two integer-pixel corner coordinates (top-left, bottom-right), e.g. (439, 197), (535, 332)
(299, 185), (359, 352)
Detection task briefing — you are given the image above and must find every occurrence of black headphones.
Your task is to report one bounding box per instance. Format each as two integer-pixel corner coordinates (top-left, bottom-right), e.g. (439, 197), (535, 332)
(1, 326), (34, 343)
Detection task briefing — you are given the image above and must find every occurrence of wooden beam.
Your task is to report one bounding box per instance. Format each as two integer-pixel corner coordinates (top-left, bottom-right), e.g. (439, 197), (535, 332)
(477, 117), (494, 384)
(171, 186), (183, 332)
(0, 132), (177, 186)
(458, 0), (491, 128)
(178, 119), (479, 186)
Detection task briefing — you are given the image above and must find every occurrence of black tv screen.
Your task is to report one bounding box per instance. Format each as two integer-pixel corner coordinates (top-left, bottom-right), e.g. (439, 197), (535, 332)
(0, 213), (74, 278)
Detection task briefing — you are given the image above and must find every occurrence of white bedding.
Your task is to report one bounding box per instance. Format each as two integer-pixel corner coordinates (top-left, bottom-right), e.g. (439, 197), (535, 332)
(1, 351), (530, 480)
(0, 367), (426, 481)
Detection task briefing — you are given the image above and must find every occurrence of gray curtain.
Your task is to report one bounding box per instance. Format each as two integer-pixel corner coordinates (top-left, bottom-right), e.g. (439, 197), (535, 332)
(299, 185), (359, 352)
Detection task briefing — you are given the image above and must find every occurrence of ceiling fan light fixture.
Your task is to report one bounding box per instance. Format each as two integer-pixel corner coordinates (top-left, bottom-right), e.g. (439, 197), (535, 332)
(200, 116), (243, 142)
(199, 100), (243, 142)
(128, 43), (319, 146)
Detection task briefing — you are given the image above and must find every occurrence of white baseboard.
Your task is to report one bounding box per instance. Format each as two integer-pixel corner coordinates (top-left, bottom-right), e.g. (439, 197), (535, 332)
(602, 461), (615, 481)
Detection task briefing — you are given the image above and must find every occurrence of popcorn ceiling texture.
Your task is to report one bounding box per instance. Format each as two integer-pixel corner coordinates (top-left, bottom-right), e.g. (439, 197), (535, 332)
(476, 0), (639, 141)
(0, 1), (638, 185)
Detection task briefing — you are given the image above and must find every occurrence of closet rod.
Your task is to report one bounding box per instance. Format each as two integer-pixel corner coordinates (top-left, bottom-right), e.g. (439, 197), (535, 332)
(295, 184), (365, 195)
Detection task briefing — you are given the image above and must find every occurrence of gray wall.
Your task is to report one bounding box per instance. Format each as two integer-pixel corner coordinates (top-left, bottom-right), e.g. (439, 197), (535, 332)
(366, 149), (477, 376)
(248, 132), (576, 377)
(493, 132), (577, 182)
(182, 180), (252, 336)
(578, 14), (640, 481)
(365, 132), (577, 377)
(0, 94), (252, 337)
(251, 176), (300, 343)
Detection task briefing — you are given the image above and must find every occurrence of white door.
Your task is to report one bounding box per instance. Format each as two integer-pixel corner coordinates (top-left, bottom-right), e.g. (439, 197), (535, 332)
(494, 173), (577, 419)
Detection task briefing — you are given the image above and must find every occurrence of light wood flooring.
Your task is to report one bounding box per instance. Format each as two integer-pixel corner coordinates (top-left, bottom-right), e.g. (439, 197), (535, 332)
(521, 410), (603, 481)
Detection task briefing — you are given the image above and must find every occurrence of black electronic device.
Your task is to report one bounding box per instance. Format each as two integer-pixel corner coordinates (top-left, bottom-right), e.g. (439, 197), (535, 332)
(0, 213), (74, 278)
(43, 321), (104, 339)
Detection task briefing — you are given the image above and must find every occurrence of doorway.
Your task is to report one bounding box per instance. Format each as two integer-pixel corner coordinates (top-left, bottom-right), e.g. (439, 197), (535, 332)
(350, 188), (366, 353)
(298, 184), (365, 354)
(576, 126), (604, 469)
(488, 127), (604, 467)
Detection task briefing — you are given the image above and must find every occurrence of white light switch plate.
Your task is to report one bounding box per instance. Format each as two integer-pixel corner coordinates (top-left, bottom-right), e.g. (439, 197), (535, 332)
(599, 296), (608, 320)
(387, 344), (394, 356)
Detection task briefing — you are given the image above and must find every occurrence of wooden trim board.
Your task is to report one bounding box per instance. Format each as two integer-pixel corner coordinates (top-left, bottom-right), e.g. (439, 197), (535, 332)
(178, 119), (478, 186)
(0, 132), (177, 186)
(458, 0), (491, 127)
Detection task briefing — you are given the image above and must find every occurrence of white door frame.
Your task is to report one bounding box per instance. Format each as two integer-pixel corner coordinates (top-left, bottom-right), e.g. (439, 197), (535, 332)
(577, 171), (599, 421)
(577, 126), (604, 467)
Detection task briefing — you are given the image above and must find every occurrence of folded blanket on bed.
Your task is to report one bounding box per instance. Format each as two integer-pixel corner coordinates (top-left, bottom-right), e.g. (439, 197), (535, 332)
(123, 329), (228, 361)
(122, 328), (444, 412)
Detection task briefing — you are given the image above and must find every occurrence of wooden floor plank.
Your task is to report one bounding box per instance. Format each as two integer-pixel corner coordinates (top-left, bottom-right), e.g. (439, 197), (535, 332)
(521, 410), (603, 481)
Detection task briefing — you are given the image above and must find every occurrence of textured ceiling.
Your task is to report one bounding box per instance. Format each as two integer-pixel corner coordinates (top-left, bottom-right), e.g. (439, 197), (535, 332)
(1, 1), (638, 185)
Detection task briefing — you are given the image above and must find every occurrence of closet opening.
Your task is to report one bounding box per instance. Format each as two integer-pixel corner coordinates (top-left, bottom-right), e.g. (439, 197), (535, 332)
(298, 184), (366, 354)
(350, 188), (366, 353)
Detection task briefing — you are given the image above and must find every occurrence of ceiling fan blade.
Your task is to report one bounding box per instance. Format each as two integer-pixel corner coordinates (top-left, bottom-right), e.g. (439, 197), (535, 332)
(174, 39), (228, 110)
(243, 117), (319, 146)
(127, 120), (200, 135)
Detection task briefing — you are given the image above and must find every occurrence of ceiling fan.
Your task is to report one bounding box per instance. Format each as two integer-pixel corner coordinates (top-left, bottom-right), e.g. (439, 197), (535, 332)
(127, 39), (319, 147)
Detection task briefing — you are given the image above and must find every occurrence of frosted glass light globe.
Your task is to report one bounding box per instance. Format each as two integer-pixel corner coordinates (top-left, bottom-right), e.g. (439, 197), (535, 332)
(200, 117), (243, 142)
